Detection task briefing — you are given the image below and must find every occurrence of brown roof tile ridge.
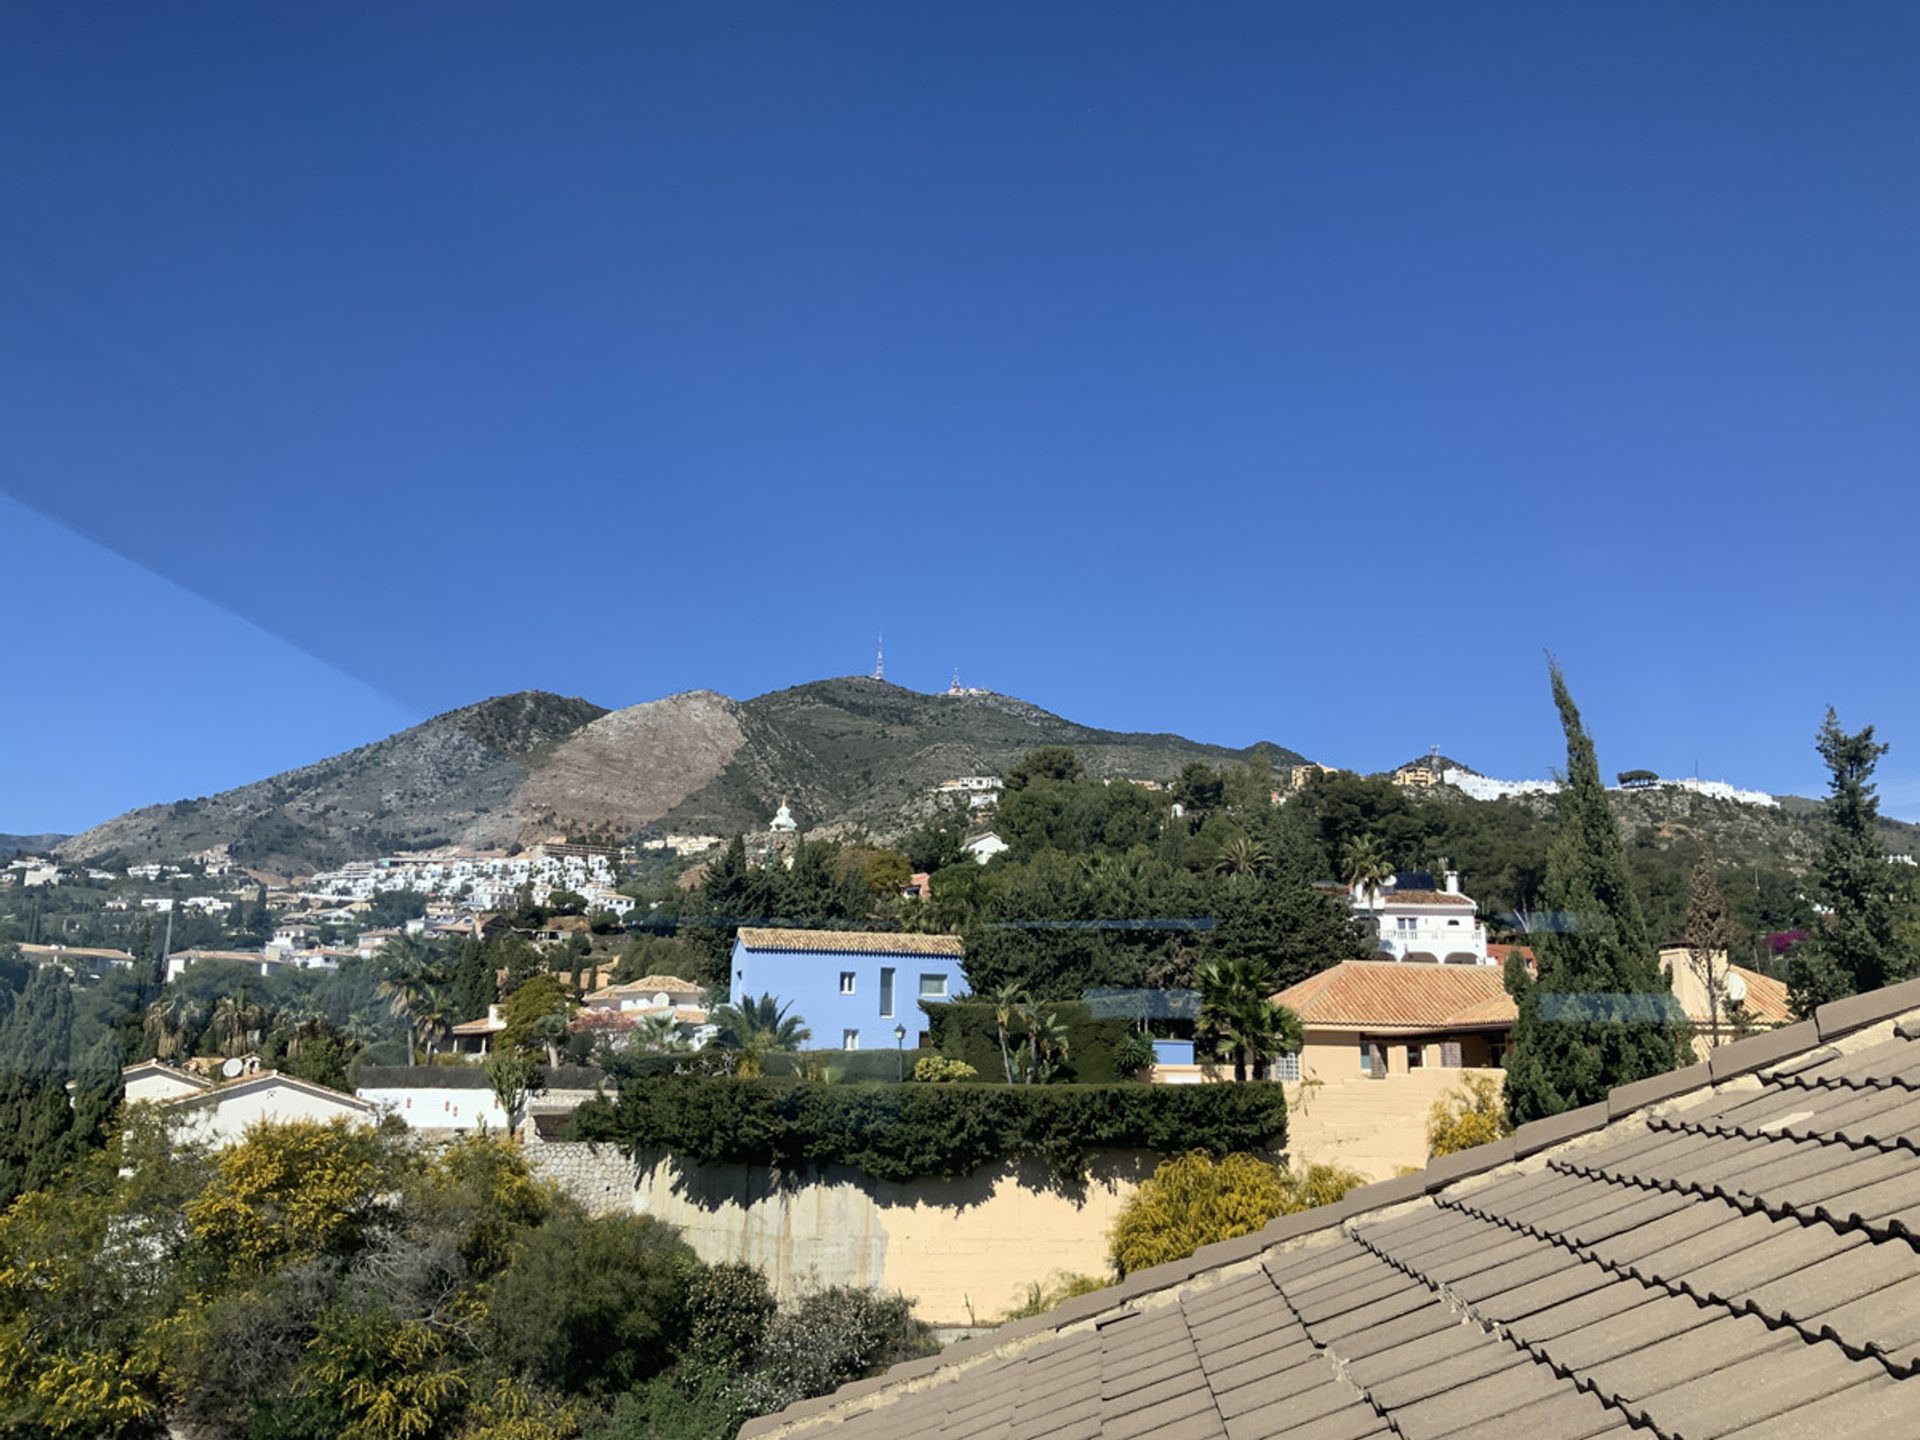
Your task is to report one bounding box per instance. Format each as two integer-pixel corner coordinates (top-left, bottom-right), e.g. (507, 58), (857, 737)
(737, 1245), (1281, 1439)
(1329, 1196), (1660, 1440)
(1760, 1009), (1920, 1091)
(1432, 1145), (1920, 1393)
(1262, 1238), (1404, 1439)
(742, 1006), (1875, 1437)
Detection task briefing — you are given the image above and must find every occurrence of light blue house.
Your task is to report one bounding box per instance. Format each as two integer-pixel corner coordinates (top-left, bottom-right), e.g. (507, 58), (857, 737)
(730, 927), (969, 1050)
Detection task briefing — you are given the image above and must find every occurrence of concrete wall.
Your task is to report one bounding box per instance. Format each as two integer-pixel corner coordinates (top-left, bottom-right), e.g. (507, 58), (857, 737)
(1284, 1065), (1506, 1180)
(527, 1142), (1155, 1326)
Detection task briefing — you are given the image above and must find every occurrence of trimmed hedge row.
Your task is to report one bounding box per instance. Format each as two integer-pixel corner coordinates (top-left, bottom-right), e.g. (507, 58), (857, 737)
(566, 1075), (1288, 1184)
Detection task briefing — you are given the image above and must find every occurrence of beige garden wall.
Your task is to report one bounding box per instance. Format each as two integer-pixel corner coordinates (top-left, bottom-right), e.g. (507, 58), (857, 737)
(528, 1142), (1160, 1326)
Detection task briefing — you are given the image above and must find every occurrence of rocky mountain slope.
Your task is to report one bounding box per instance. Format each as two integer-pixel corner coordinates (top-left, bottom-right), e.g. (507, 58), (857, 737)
(54, 679), (1299, 875)
(54, 675), (1918, 882)
(56, 692), (609, 876)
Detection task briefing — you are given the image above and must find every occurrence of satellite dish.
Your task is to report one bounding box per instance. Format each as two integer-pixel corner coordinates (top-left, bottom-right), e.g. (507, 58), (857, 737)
(221, 1057), (245, 1079)
(1724, 971), (1748, 1007)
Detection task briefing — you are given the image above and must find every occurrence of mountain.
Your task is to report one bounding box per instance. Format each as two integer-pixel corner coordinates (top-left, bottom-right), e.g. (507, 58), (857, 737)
(57, 692), (610, 876)
(0, 834), (69, 857)
(55, 679), (1301, 876)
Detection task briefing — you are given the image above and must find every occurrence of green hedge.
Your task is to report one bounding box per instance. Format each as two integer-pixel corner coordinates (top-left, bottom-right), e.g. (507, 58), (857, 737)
(761, 1048), (938, 1081)
(923, 1000), (1137, 1084)
(567, 1075), (1287, 1184)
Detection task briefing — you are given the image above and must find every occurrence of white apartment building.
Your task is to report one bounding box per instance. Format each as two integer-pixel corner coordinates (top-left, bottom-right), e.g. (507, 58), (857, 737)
(307, 845), (619, 909)
(1442, 768), (1561, 802)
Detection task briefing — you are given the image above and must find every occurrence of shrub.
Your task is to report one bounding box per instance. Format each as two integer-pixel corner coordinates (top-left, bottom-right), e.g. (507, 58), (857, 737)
(1427, 1074), (1513, 1158)
(911, 1056), (978, 1083)
(481, 1212), (694, 1396)
(1000, 1271), (1107, 1320)
(732, 1286), (936, 1419)
(569, 1075), (1289, 1184)
(1113, 1030), (1156, 1079)
(1109, 1152), (1366, 1276)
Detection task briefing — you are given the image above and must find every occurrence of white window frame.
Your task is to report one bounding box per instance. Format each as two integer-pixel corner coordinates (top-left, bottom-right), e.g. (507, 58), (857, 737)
(918, 973), (948, 998)
(839, 971), (856, 995)
(842, 1029), (860, 1051)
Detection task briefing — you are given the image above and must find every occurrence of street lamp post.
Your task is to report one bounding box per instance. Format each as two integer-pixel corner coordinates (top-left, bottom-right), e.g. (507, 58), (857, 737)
(894, 1023), (907, 1081)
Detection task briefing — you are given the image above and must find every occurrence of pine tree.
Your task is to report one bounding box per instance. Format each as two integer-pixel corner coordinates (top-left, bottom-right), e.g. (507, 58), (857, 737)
(1503, 665), (1690, 1124)
(1787, 711), (1918, 1015)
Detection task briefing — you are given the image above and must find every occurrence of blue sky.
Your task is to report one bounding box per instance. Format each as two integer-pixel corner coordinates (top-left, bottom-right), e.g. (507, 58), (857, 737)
(4, 3), (1919, 834)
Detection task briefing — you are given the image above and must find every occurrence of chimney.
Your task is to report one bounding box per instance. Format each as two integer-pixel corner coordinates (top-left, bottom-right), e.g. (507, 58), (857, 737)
(1444, 869), (1460, 895)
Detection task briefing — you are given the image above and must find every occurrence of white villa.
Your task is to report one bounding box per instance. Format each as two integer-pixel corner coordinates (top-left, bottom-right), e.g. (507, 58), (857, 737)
(1352, 869), (1491, 966)
(156, 1071), (376, 1148)
(964, 831), (1009, 863)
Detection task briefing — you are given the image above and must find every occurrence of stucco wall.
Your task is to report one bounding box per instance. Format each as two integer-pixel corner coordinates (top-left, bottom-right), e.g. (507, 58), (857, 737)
(527, 1143), (1154, 1325)
(173, 1084), (372, 1148)
(728, 943), (968, 1053)
(1284, 1064), (1506, 1180)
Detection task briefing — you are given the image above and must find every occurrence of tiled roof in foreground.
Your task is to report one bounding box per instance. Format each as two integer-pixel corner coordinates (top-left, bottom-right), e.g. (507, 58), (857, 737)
(743, 977), (1920, 1439)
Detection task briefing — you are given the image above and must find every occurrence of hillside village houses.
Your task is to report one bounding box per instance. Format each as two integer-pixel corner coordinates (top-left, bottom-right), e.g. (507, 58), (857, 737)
(306, 842), (629, 914)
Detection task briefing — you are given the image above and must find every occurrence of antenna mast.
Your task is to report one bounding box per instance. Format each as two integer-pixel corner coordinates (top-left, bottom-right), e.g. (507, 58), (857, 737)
(873, 634), (885, 682)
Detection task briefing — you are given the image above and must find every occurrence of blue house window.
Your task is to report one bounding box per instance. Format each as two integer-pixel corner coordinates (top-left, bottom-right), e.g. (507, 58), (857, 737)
(842, 1029), (860, 1051)
(919, 973), (948, 998)
(839, 971), (856, 995)
(879, 967), (895, 1018)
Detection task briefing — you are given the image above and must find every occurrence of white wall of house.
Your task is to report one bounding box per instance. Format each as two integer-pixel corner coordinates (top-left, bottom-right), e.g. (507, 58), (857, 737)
(359, 1084), (510, 1134)
(123, 1068), (210, 1104)
(170, 1080), (373, 1148)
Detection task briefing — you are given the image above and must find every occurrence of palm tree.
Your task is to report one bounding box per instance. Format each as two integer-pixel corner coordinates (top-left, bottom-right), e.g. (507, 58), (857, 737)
(207, 993), (267, 1059)
(1196, 957), (1295, 1082)
(1213, 835), (1273, 880)
(1021, 1005), (1072, 1084)
(633, 1014), (689, 1055)
(989, 983), (1029, 1084)
(376, 936), (448, 1066)
(144, 995), (202, 1061)
(1340, 835), (1392, 916)
(531, 1010), (571, 1069)
(711, 994), (811, 1077)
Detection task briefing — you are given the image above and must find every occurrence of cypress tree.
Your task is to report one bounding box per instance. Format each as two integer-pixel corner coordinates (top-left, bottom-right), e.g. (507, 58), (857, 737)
(1787, 711), (1918, 1015)
(0, 967), (80, 1207)
(452, 938), (497, 1022)
(1503, 665), (1690, 1125)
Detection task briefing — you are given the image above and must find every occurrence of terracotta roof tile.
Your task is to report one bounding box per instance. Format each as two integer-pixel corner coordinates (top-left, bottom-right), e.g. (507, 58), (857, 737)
(1378, 889), (1474, 906)
(1273, 960), (1517, 1031)
(735, 927), (964, 958)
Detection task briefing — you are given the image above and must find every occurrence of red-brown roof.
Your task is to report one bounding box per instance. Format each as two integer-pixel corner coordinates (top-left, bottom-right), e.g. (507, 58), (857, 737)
(1273, 960), (1516, 1032)
(736, 927), (964, 958)
(1378, 889), (1474, 906)
(1726, 963), (1793, 1025)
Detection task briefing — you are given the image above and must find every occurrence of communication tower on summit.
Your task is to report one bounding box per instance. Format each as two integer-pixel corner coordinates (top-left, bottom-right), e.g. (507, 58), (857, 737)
(873, 634), (885, 682)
